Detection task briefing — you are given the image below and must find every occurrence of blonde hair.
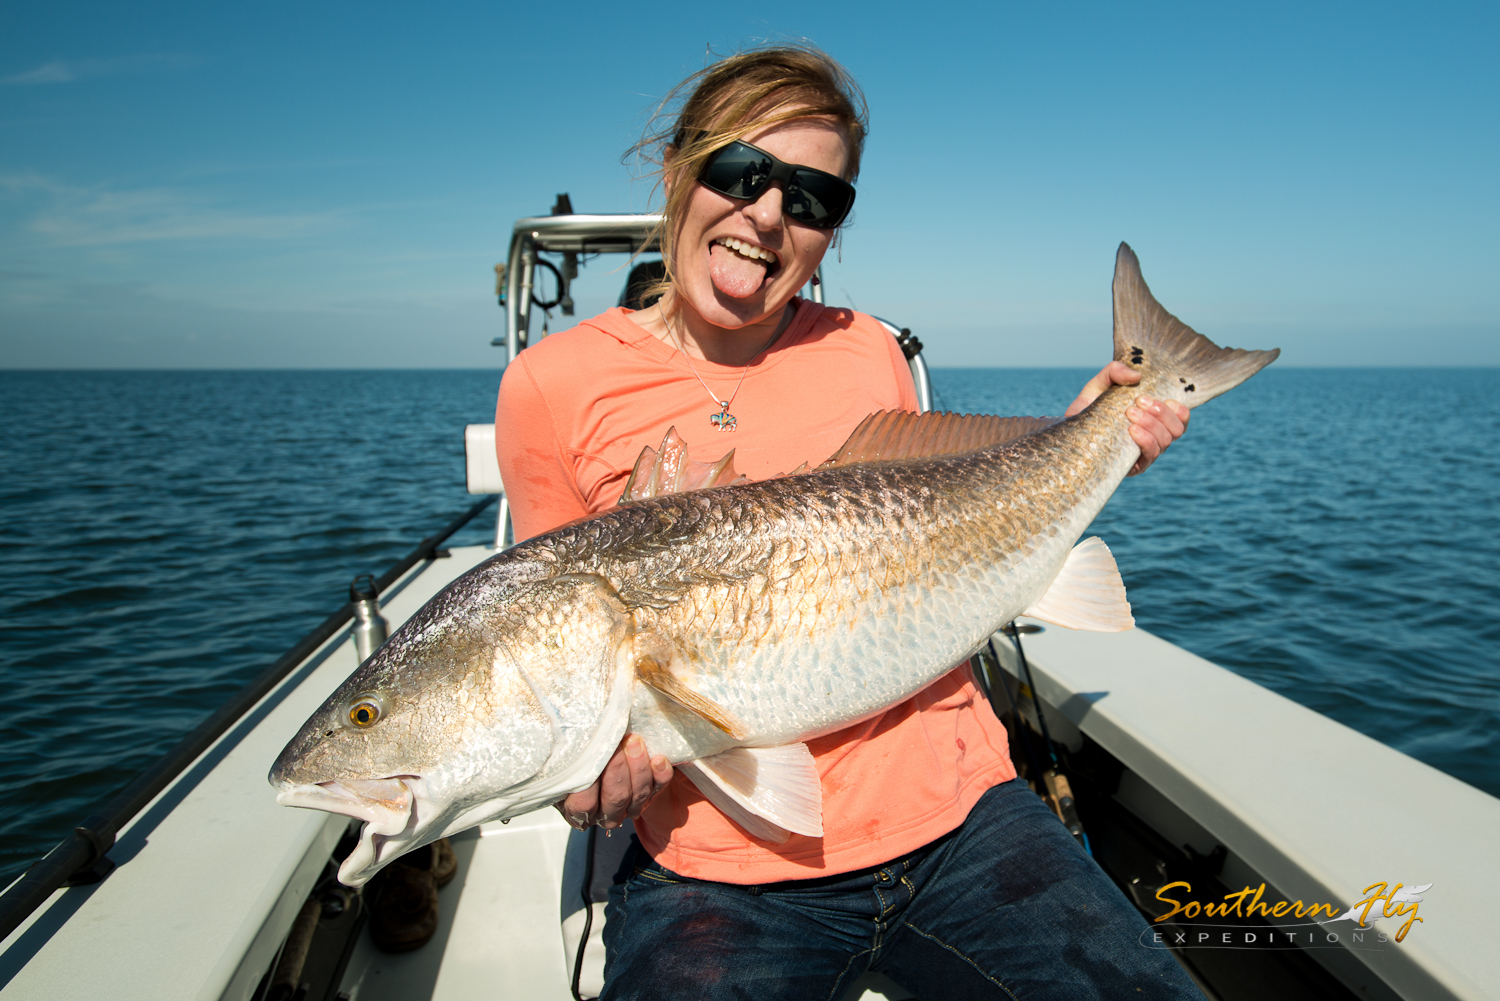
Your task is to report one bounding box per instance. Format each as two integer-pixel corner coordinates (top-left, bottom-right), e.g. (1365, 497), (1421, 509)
(631, 44), (868, 309)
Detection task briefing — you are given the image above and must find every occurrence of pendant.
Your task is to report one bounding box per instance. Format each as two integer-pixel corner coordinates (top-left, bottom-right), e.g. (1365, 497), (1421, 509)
(710, 404), (737, 432)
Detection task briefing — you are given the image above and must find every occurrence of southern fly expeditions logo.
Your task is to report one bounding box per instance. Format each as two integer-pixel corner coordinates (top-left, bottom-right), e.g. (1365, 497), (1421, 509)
(1139, 881), (1430, 952)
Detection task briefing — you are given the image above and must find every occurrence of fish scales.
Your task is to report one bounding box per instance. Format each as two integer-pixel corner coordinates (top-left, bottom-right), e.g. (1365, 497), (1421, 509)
(270, 244), (1279, 885)
(526, 410), (1131, 763)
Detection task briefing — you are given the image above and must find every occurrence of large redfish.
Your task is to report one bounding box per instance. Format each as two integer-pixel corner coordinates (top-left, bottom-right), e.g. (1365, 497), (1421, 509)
(270, 244), (1278, 887)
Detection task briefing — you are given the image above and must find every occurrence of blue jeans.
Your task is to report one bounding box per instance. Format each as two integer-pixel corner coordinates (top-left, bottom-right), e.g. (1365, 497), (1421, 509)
(601, 778), (1203, 1000)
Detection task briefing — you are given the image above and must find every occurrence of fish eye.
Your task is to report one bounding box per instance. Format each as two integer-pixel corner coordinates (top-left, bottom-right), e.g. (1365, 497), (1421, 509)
(345, 692), (387, 729)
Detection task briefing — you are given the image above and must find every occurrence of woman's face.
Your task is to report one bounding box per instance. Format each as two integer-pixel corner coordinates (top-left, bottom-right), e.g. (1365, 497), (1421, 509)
(667, 116), (849, 331)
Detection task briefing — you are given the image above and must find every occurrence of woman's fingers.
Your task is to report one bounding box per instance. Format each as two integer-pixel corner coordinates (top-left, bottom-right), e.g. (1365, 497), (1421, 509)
(620, 737), (675, 820)
(596, 739), (638, 828)
(651, 754), (674, 792)
(1065, 362), (1141, 418)
(556, 782), (600, 830)
(621, 735), (657, 818)
(1125, 396), (1190, 475)
(1064, 362), (1190, 476)
(553, 734), (673, 831)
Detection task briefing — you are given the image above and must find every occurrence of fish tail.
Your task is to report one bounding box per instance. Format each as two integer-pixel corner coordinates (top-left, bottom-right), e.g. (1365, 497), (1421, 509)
(1112, 243), (1279, 409)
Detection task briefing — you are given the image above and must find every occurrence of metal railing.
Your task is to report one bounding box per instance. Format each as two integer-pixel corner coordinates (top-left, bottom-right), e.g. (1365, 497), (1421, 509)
(503, 214), (662, 361)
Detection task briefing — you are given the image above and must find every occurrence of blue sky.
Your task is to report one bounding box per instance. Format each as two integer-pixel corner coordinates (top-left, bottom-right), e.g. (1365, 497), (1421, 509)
(1, 1), (1495, 368)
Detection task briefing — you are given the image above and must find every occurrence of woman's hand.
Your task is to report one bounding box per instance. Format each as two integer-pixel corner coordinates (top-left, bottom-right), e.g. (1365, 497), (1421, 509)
(556, 734), (674, 831)
(1065, 361), (1190, 476)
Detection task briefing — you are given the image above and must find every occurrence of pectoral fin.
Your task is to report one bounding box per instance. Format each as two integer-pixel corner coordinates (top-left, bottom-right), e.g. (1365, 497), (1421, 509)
(634, 654), (748, 740)
(1023, 536), (1135, 632)
(679, 744), (824, 843)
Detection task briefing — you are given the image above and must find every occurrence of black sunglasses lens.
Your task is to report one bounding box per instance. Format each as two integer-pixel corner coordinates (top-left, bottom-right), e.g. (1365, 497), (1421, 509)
(702, 144), (773, 199)
(700, 141), (854, 228)
(785, 172), (853, 228)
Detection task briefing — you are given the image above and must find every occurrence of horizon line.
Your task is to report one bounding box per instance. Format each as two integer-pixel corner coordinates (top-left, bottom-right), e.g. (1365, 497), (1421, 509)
(2, 364), (1498, 374)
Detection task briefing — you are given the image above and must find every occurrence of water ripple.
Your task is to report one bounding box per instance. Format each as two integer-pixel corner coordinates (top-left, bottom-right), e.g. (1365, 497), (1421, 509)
(0, 370), (503, 882)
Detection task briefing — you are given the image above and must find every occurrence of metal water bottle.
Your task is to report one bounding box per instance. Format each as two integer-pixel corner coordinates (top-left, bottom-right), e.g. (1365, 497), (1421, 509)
(350, 574), (388, 662)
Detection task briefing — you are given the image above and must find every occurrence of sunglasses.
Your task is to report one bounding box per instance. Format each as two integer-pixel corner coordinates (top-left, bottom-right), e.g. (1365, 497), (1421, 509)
(696, 139), (856, 229)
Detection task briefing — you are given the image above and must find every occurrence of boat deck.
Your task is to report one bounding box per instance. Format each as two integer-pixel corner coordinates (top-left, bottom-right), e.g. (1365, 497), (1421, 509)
(992, 620), (1500, 1001)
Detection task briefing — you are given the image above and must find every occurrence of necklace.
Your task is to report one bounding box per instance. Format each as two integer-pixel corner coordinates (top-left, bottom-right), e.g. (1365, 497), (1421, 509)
(672, 307), (792, 432)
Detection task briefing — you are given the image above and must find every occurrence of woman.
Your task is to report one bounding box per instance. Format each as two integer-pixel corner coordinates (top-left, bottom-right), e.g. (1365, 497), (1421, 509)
(496, 45), (1199, 1001)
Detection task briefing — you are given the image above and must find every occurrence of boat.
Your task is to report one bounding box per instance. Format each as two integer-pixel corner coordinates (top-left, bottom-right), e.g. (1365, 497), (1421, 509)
(3, 206), (1496, 1001)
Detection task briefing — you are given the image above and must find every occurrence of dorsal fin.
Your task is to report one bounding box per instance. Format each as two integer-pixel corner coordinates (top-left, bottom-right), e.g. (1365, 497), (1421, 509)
(619, 427), (749, 505)
(819, 411), (1061, 469)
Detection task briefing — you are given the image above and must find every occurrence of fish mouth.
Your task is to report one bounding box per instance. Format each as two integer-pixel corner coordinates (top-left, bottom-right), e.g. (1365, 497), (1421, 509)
(275, 775), (434, 887)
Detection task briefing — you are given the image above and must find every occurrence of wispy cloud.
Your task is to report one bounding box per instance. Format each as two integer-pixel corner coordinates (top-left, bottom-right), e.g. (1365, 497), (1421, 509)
(0, 174), (338, 246)
(2, 54), (203, 87)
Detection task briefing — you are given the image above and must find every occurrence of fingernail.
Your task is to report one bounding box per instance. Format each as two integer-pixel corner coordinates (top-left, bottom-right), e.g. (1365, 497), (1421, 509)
(1138, 396), (1157, 408)
(627, 735), (645, 759)
(1127, 406), (1141, 420)
(652, 755), (669, 773)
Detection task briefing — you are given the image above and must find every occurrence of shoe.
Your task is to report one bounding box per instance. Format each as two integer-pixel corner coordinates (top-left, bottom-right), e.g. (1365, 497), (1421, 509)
(368, 849), (439, 953)
(431, 837), (457, 888)
(365, 839), (459, 953)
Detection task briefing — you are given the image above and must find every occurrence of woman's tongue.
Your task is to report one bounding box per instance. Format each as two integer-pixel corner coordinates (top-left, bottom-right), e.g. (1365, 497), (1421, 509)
(709, 242), (769, 298)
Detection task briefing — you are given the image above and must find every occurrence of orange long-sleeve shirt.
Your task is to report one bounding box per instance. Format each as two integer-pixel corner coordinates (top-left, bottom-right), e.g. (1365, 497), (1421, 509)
(494, 300), (1016, 883)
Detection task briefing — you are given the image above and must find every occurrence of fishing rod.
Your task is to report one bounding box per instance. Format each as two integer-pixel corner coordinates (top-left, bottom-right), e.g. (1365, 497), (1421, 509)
(975, 646), (1048, 800)
(0, 496), (497, 944)
(999, 623), (1090, 852)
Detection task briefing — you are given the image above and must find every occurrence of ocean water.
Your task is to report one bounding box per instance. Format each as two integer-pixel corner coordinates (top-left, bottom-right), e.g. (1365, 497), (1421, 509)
(1, 367), (1497, 884)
